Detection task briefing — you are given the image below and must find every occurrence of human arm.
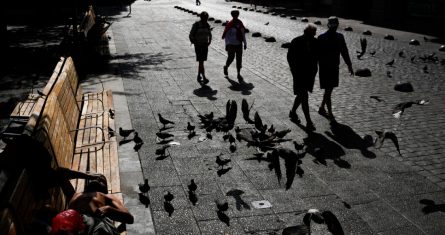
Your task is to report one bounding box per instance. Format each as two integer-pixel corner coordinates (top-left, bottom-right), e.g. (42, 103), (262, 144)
(189, 23), (197, 44)
(56, 167), (105, 181)
(339, 35), (354, 75)
(96, 193), (134, 224)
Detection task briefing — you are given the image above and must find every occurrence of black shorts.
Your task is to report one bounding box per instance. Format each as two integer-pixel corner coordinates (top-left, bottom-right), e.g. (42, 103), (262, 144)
(194, 44), (208, 61)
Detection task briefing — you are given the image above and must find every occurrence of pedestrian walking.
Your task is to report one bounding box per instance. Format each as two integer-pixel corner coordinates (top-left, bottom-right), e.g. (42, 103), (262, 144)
(222, 10), (247, 84)
(189, 11), (212, 85)
(287, 23), (318, 131)
(317, 16), (354, 121)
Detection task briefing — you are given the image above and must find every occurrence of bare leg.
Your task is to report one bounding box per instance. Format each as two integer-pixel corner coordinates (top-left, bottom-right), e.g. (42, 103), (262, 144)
(301, 92), (312, 124)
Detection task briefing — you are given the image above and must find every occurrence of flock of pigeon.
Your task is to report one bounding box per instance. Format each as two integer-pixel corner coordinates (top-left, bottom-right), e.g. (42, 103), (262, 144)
(113, 98), (352, 233)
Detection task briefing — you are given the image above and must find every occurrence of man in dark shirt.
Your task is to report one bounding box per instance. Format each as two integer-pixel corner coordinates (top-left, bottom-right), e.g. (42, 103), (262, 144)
(318, 16), (354, 121)
(287, 23), (318, 131)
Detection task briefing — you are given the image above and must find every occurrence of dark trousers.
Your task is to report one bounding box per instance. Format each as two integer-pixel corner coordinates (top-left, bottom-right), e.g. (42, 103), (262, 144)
(225, 44), (243, 70)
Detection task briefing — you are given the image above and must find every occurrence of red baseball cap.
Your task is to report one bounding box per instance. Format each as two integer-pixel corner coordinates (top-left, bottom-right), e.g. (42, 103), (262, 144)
(51, 209), (85, 235)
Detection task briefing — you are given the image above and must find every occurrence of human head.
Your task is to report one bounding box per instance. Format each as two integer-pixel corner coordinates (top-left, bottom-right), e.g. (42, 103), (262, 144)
(327, 16), (339, 31)
(84, 176), (108, 194)
(304, 23), (317, 37)
(231, 10), (240, 19)
(51, 209), (85, 235)
(200, 11), (209, 21)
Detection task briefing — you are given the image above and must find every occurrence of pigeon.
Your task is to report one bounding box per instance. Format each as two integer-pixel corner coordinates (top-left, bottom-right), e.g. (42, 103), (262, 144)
(386, 71), (392, 78)
(138, 193), (150, 208)
(344, 26), (353, 31)
(293, 141), (305, 152)
(188, 191), (198, 206)
(374, 130), (401, 154)
(188, 179), (197, 192)
(109, 109), (115, 119)
(241, 99), (255, 124)
(158, 113), (175, 128)
(398, 51), (405, 58)
(254, 112), (265, 132)
(268, 125), (275, 134)
(187, 122), (195, 133)
(296, 165), (304, 177)
(264, 22), (269, 25)
(133, 132), (143, 145)
(411, 56), (416, 63)
(156, 132), (174, 140)
(273, 129), (291, 139)
(216, 154), (231, 169)
(139, 179), (150, 193)
(228, 134), (236, 145)
(322, 210), (345, 235)
(342, 201), (351, 209)
(119, 127), (135, 138)
(386, 59), (395, 66)
(392, 100), (429, 117)
(164, 191), (174, 202)
(369, 51), (376, 56)
(215, 199), (229, 212)
(370, 95), (383, 102)
(155, 145), (170, 156)
(423, 66), (428, 73)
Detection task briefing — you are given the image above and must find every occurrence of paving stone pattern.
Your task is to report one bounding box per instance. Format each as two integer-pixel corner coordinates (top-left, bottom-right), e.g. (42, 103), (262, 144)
(109, 0), (445, 234)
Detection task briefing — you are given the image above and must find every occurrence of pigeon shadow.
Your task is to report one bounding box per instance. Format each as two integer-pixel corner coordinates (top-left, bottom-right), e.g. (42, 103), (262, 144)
(326, 121), (376, 159)
(217, 167), (232, 177)
(156, 155), (169, 161)
(187, 132), (197, 139)
(226, 189), (251, 211)
(159, 126), (174, 132)
(119, 139), (133, 146)
(164, 201), (174, 217)
(133, 143), (143, 152)
(303, 132), (348, 168)
(419, 199), (445, 214)
(188, 190), (198, 206)
(217, 211), (230, 226)
(193, 85), (218, 100)
(225, 77), (254, 95)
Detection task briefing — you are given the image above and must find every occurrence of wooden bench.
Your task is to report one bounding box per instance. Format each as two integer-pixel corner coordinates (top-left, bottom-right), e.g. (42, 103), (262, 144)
(1, 56), (123, 234)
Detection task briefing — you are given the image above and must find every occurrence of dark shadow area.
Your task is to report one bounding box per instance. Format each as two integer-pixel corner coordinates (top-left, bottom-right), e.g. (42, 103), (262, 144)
(419, 199), (445, 214)
(326, 121), (376, 159)
(118, 139), (133, 146)
(225, 76), (254, 95)
(163, 201), (174, 217)
(226, 189), (251, 211)
(217, 167), (232, 177)
(303, 132), (349, 168)
(217, 211), (230, 226)
(155, 155), (169, 161)
(188, 190), (198, 206)
(193, 85), (218, 100)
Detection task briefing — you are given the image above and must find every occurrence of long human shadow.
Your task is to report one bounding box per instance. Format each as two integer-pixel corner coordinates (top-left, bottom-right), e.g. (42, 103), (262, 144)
(325, 121), (376, 159)
(225, 77), (254, 95)
(303, 132), (350, 168)
(193, 85), (218, 100)
(226, 189), (251, 211)
(419, 199), (445, 214)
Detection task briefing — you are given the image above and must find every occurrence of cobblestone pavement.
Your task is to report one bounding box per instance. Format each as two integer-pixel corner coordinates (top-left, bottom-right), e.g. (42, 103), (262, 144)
(177, 0), (445, 188)
(107, 0), (445, 234)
